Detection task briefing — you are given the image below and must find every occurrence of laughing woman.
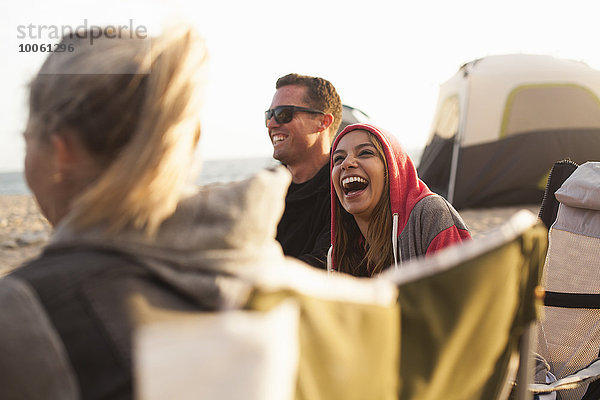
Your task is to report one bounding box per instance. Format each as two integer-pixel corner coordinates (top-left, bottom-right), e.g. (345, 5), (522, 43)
(328, 124), (471, 277)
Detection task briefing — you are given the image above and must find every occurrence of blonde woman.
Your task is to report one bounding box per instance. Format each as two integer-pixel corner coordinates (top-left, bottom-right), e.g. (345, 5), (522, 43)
(329, 124), (471, 277)
(0, 27), (295, 398)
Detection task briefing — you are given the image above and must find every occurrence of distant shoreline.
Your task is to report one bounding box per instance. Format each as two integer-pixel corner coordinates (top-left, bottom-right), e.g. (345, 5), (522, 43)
(0, 157), (279, 196)
(0, 150), (424, 196)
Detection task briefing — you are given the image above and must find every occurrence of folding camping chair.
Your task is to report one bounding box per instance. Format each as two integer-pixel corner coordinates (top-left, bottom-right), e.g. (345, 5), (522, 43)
(135, 210), (547, 400)
(381, 210), (547, 400)
(533, 162), (600, 400)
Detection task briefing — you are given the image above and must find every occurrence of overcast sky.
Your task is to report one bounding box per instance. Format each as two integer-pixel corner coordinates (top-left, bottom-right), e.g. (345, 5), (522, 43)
(2, 0), (600, 172)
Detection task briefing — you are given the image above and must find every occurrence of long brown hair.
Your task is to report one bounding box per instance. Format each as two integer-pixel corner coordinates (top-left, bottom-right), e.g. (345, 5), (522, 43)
(333, 132), (393, 276)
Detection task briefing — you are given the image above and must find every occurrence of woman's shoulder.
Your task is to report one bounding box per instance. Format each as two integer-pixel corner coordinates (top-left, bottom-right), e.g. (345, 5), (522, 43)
(412, 194), (455, 218)
(410, 194), (468, 232)
(0, 275), (79, 398)
(411, 193), (470, 236)
(13, 245), (142, 282)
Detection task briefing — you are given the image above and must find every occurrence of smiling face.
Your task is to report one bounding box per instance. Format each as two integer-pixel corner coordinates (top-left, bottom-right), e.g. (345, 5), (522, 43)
(332, 130), (387, 230)
(266, 85), (324, 167)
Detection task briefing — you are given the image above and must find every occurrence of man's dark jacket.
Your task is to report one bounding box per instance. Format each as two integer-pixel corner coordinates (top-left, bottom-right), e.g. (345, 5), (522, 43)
(276, 162), (330, 269)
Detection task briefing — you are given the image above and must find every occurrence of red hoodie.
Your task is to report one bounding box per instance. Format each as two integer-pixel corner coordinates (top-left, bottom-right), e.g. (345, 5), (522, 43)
(328, 124), (471, 275)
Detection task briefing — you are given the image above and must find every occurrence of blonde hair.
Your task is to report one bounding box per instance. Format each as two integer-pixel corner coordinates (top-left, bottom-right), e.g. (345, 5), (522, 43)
(27, 26), (207, 235)
(333, 133), (393, 276)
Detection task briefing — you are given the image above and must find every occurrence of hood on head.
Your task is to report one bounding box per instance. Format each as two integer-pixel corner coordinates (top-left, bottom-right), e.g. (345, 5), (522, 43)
(329, 123), (433, 271)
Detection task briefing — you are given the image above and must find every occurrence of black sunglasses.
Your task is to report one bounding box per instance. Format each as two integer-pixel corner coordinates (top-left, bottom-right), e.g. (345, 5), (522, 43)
(265, 105), (325, 126)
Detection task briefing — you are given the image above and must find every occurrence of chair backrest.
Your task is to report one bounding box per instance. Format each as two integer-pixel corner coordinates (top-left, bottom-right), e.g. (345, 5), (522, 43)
(246, 275), (401, 400)
(536, 162), (600, 400)
(135, 260), (401, 400)
(382, 210), (547, 400)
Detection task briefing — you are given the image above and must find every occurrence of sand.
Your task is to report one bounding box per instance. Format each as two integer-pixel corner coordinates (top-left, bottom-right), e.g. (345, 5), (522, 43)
(0, 194), (541, 277)
(0, 195), (51, 276)
(459, 203), (541, 237)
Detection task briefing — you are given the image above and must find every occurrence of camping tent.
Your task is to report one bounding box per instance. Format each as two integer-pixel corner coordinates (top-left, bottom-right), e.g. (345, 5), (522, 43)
(338, 104), (370, 134)
(418, 54), (600, 209)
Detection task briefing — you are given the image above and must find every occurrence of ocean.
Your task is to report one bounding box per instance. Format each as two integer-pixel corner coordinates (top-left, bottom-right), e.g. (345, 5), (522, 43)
(0, 157), (277, 196)
(0, 150), (422, 196)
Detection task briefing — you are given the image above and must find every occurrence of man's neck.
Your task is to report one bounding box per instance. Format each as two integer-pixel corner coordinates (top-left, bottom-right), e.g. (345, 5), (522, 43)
(287, 157), (328, 184)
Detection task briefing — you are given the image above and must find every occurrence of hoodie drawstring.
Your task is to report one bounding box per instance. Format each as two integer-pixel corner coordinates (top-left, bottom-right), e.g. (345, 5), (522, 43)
(332, 214), (400, 274)
(392, 213), (399, 270)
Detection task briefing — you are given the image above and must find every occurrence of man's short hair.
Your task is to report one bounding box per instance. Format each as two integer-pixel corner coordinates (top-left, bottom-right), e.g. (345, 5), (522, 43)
(276, 73), (342, 135)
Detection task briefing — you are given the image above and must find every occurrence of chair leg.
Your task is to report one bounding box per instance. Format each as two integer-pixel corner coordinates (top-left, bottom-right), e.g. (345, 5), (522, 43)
(516, 323), (537, 400)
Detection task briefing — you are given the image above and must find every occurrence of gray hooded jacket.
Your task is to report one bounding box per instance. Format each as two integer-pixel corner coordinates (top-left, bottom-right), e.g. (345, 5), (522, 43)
(0, 167), (310, 399)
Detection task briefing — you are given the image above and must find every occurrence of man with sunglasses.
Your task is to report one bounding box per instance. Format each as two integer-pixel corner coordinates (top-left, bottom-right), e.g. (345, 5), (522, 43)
(266, 73), (342, 269)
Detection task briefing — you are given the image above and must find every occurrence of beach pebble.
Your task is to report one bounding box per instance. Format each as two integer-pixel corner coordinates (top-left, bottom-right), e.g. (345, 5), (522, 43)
(16, 231), (49, 246)
(1, 239), (18, 249)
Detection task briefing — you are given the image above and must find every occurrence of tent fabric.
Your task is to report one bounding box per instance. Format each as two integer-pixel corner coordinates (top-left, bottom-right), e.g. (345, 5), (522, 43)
(337, 104), (371, 134)
(502, 85), (600, 138)
(418, 54), (600, 209)
(382, 210), (547, 400)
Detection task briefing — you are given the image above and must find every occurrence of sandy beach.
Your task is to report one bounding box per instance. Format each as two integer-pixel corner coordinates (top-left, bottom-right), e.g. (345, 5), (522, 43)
(0, 195), (52, 276)
(0, 194), (540, 276)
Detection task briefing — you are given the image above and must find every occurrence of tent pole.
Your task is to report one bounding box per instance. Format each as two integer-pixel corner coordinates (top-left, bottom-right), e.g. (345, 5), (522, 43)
(447, 100), (467, 205)
(447, 134), (461, 204)
(447, 67), (470, 206)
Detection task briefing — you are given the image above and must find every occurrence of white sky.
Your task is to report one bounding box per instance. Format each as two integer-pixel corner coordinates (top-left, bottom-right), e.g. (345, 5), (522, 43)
(2, 0), (600, 172)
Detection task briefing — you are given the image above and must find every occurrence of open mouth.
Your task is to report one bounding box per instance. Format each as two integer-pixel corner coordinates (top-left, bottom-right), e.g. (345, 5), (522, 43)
(271, 134), (287, 145)
(342, 176), (369, 195)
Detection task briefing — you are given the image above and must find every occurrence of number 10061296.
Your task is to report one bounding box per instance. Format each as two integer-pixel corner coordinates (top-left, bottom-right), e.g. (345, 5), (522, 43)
(19, 43), (74, 53)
